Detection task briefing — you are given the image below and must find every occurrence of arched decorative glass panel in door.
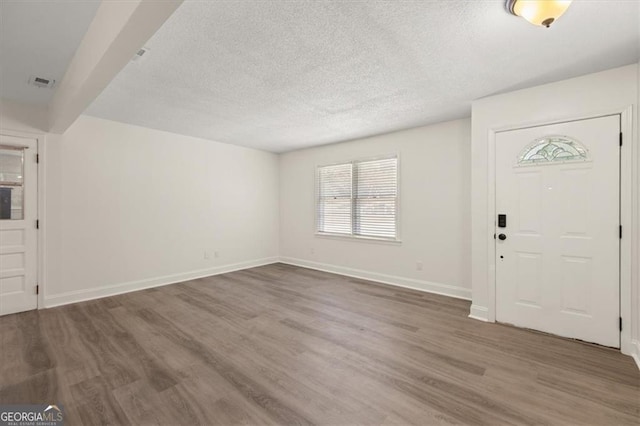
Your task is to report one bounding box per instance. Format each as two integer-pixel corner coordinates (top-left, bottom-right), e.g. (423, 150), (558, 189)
(516, 135), (589, 166)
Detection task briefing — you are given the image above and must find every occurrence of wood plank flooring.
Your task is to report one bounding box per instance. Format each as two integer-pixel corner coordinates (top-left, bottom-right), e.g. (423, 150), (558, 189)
(1, 263), (638, 425)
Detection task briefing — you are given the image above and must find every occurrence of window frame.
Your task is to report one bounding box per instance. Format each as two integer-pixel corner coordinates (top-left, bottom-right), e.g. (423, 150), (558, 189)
(315, 154), (401, 243)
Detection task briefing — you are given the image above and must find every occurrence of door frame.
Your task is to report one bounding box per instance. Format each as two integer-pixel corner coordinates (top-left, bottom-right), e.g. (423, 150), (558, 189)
(486, 106), (634, 355)
(0, 128), (46, 311)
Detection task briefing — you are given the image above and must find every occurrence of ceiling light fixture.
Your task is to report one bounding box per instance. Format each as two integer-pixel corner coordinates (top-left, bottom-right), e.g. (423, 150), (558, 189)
(507, 0), (572, 28)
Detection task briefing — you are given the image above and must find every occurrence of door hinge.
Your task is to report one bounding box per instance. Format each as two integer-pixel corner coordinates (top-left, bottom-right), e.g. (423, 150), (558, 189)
(36, 285), (39, 295)
(619, 132), (623, 147)
(36, 220), (39, 229)
(619, 317), (622, 331)
(619, 225), (622, 239)
(36, 153), (39, 163)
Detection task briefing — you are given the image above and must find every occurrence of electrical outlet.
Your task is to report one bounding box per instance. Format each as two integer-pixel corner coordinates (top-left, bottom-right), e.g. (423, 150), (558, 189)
(204, 251), (210, 260)
(416, 261), (423, 271)
(310, 248), (315, 255)
(214, 251), (219, 258)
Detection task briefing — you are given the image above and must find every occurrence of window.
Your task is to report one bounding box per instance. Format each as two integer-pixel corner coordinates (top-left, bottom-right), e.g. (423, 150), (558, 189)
(316, 156), (398, 240)
(517, 135), (589, 166)
(0, 146), (25, 220)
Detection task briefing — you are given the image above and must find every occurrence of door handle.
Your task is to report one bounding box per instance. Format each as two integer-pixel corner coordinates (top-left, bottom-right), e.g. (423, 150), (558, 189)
(498, 233), (507, 240)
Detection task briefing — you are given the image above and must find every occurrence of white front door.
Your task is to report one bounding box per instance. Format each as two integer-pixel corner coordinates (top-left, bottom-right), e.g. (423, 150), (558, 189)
(495, 115), (620, 348)
(0, 134), (38, 316)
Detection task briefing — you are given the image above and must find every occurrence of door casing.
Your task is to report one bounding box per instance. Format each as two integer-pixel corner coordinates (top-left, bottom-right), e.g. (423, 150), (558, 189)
(0, 129), (45, 311)
(484, 106), (634, 355)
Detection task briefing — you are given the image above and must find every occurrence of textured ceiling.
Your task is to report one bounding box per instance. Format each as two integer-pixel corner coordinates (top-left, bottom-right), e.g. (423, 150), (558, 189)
(86, 0), (640, 153)
(0, 0), (101, 106)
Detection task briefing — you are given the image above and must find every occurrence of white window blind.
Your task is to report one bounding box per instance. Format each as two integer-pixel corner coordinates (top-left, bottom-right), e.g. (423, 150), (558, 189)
(316, 156), (398, 240)
(317, 163), (352, 235)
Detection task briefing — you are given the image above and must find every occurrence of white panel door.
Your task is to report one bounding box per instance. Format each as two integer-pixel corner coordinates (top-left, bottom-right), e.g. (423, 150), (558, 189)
(495, 115), (620, 348)
(0, 135), (38, 316)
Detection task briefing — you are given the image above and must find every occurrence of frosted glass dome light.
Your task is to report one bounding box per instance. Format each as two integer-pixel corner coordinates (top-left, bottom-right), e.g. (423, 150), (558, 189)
(507, 0), (573, 28)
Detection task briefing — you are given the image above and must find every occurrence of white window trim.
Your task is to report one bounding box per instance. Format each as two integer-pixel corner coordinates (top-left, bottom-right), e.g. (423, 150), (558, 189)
(315, 154), (401, 243)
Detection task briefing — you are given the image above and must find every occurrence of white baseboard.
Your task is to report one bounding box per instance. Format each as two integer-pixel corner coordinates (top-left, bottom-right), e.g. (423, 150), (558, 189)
(468, 304), (490, 322)
(631, 339), (640, 371)
(43, 257), (279, 308)
(279, 257), (471, 300)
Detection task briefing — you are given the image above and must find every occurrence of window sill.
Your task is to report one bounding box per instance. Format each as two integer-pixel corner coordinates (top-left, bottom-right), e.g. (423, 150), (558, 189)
(314, 232), (402, 245)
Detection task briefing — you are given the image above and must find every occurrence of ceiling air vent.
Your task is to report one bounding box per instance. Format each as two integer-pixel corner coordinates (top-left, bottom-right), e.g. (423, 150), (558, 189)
(131, 47), (150, 63)
(28, 76), (55, 89)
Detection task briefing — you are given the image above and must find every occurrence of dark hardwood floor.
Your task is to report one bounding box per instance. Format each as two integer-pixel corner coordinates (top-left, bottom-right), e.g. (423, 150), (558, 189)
(1, 263), (638, 425)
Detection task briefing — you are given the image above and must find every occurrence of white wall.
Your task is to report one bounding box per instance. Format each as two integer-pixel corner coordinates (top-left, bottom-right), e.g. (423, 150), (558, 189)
(44, 115), (279, 305)
(470, 64), (639, 359)
(636, 58), (640, 365)
(1, 104), (280, 306)
(279, 118), (471, 299)
(0, 99), (47, 133)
